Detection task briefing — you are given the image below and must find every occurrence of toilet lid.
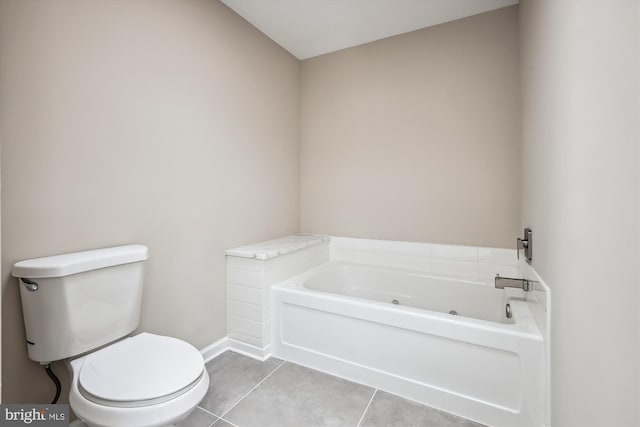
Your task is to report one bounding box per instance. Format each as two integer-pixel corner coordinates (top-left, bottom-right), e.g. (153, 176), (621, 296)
(78, 333), (205, 405)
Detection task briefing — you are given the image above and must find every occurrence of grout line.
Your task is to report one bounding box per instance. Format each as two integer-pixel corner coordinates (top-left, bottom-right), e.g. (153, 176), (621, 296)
(220, 360), (287, 419)
(218, 418), (241, 427)
(197, 406), (223, 419)
(227, 281), (264, 290)
(228, 296), (263, 307)
(356, 389), (377, 427)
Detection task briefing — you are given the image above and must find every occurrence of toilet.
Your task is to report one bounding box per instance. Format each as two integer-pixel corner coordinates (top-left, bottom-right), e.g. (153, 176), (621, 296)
(12, 245), (209, 427)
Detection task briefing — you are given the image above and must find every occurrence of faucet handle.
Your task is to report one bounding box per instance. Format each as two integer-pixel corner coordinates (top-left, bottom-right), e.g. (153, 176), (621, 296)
(516, 228), (532, 262)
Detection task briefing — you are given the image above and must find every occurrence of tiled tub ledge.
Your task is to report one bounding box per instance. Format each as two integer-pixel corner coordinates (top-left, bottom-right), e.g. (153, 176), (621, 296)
(225, 234), (331, 260)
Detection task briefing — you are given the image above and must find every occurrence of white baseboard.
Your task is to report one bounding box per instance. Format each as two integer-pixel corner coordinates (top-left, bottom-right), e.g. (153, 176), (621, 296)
(200, 336), (230, 363)
(200, 336), (271, 363)
(228, 338), (271, 361)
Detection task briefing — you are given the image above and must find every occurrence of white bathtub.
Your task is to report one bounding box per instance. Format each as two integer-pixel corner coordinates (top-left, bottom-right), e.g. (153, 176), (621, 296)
(271, 261), (544, 427)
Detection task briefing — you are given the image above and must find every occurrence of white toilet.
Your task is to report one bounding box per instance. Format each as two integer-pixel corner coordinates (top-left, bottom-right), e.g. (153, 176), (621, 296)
(12, 245), (209, 427)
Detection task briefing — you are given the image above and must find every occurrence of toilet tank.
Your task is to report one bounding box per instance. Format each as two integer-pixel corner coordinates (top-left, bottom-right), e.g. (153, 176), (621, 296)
(12, 245), (149, 363)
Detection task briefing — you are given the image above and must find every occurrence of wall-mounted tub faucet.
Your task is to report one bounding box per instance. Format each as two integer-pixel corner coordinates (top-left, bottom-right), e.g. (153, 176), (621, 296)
(495, 274), (533, 292)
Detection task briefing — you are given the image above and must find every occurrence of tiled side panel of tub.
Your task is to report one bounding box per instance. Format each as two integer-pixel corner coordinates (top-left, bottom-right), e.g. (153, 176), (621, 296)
(226, 242), (329, 354)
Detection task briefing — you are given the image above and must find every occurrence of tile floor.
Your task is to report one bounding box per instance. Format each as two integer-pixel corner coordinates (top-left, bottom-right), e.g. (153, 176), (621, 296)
(178, 351), (485, 427)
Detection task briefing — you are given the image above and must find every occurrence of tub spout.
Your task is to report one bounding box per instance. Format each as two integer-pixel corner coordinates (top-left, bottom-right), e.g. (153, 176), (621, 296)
(495, 274), (532, 292)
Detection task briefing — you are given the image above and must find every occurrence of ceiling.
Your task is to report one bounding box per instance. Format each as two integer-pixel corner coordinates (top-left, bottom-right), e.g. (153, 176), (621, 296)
(221, 0), (519, 60)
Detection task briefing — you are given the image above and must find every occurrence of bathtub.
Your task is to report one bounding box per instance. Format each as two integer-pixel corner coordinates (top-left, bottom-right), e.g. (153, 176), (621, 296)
(271, 261), (544, 427)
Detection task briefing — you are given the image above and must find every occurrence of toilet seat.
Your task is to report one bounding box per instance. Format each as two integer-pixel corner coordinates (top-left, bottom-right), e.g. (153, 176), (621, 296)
(80, 372), (205, 408)
(78, 333), (204, 407)
(68, 333), (209, 427)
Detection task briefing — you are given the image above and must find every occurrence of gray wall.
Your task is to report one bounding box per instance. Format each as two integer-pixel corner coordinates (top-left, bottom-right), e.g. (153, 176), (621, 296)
(0, 0), (300, 403)
(519, 1), (639, 425)
(299, 6), (520, 248)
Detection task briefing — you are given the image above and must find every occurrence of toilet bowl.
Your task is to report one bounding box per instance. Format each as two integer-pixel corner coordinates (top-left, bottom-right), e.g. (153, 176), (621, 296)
(12, 245), (209, 427)
(68, 333), (209, 427)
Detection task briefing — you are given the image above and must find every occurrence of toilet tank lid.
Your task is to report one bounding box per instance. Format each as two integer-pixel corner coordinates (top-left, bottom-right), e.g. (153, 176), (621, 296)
(12, 245), (149, 279)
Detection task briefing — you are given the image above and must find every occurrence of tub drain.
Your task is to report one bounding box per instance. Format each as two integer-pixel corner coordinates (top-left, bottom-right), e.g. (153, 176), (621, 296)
(392, 299), (400, 305)
(449, 310), (458, 315)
